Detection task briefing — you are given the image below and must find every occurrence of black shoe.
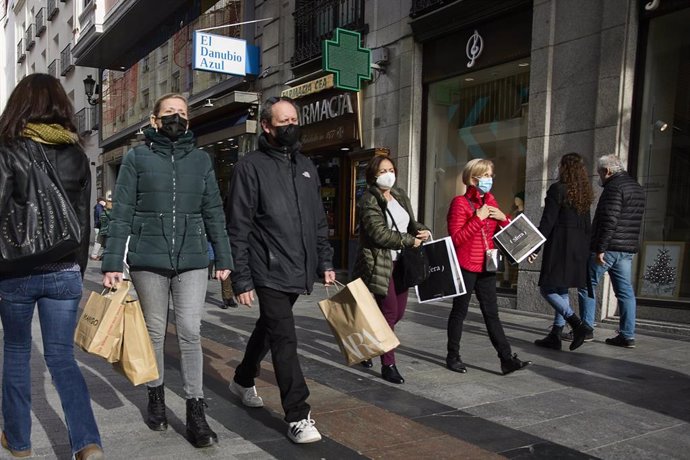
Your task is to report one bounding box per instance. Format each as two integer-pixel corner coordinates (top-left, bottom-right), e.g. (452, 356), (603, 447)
(186, 398), (218, 448)
(534, 325), (563, 350)
(381, 364), (405, 384)
(221, 298), (238, 309)
(605, 334), (635, 348)
(560, 329), (594, 342)
(500, 354), (532, 375)
(565, 314), (594, 351)
(146, 385), (168, 431)
(445, 355), (467, 373)
(360, 359), (373, 368)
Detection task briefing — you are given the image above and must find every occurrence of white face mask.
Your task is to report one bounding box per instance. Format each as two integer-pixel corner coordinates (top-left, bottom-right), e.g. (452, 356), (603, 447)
(376, 171), (396, 190)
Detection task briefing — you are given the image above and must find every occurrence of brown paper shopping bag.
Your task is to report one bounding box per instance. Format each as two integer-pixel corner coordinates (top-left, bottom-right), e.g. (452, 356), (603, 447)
(74, 281), (130, 363)
(113, 296), (159, 386)
(318, 278), (400, 366)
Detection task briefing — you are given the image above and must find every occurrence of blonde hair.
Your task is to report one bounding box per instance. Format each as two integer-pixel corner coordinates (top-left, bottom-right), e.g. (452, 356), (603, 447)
(152, 93), (188, 117)
(461, 159), (494, 186)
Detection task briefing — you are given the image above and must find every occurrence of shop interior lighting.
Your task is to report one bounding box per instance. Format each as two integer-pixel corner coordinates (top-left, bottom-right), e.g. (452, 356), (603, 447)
(518, 62), (530, 67)
(654, 120), (669, 132)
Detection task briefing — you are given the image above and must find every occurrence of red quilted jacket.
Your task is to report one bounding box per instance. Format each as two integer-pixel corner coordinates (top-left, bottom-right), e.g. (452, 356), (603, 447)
(447, 186), (510, 273)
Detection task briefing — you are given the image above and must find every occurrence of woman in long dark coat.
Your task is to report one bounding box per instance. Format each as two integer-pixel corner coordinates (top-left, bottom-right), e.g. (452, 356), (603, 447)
(529, 153), (594, 351)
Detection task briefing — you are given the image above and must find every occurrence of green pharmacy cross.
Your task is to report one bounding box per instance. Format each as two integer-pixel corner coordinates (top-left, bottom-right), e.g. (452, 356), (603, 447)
(323, 28), (372, 92)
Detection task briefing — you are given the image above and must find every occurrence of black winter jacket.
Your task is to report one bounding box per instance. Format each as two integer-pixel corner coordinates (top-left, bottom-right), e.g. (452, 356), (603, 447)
(226, 134), (334, 295)
(537, 182), (590, 288)
(0, 138), (91, 275)
(591, 172), (645, 254)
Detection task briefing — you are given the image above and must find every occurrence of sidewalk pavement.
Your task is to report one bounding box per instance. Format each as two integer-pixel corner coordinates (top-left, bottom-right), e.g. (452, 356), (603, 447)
(2, 260), (689, 459)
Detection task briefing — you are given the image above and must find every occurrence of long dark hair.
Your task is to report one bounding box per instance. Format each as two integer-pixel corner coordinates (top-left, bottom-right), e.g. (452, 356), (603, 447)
(559, 152), (593, 214)
(0, 73), (79, 140)
(365, 154), (396, 185)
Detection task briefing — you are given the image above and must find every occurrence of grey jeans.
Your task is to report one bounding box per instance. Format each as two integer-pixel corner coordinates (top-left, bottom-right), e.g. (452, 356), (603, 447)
(130, 268), (207, 398)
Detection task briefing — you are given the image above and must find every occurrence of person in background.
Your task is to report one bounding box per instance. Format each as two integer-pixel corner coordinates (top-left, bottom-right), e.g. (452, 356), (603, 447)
(0, 73), (103, 459)
(446, 158), (532, 375)
(90, 197), (106, 260)
(97, 199), (113, 253)
(577, 154), (645, 348)
(529, 153), (594, 351)
(208, 240), (238, 309)
(102, 93), (233, 448)
(352, 155), (431, 384)
(225, 96), (335, 444)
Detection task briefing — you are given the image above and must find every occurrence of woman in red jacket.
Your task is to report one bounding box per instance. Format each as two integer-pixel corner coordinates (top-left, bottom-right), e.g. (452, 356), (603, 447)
(446, 159), (531, 375)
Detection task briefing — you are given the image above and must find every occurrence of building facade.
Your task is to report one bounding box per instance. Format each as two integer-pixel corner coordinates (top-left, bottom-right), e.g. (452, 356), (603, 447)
(59, 0), (690, 329)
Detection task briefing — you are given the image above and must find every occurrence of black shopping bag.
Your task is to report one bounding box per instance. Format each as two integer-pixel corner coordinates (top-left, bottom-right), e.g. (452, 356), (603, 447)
(415, 237), (466, 303)
(493, 213), (546, 264)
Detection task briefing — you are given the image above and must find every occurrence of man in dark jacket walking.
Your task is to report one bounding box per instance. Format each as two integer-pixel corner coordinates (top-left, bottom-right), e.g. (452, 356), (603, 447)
(578, 154), (645, 348)
(226, 96), (335, 444)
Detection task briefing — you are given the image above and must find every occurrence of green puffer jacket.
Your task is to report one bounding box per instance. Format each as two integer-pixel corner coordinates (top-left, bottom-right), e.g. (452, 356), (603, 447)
(352, 185), (429, 296)
(101, 128), (233, 274)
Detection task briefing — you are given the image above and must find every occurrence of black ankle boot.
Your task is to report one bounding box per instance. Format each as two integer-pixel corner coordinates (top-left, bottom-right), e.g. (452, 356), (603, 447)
(381, 364), (405, 384)
(534, 325), (563, 350)
(146, 385), (168, 431)
(186, 398), (218, 448)
(500, 354), (532, 375)
(565, 314), (593, 351)
(446, 355), (467, 373)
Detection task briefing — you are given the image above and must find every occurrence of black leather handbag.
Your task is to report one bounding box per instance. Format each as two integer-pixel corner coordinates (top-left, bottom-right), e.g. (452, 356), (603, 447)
(0, 140), (81, 273)
(386, 208), (430, 289)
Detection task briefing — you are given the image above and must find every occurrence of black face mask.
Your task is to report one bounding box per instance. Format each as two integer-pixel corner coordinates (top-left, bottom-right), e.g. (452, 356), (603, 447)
(158, 113), (188, 140)
(272, 123), (300, 148)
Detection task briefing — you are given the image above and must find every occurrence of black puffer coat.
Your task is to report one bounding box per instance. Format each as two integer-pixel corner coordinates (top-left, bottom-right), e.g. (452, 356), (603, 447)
(0, 138), (91, 275)
(591, 172), (645, 254)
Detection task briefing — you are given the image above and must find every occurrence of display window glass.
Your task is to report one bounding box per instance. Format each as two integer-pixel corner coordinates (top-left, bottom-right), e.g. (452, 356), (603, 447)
(423, 59), (530, 290)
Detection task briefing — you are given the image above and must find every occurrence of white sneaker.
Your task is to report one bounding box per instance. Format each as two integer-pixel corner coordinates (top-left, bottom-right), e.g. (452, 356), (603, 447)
(229, 381), (264, 408)
(287, 414), (322, 444)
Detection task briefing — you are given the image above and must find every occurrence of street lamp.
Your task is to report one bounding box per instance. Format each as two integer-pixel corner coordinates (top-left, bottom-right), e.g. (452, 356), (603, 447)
(83, 74), (100, 105)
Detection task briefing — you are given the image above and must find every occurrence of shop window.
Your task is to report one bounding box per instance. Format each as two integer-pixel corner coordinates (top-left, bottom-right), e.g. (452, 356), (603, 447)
(636, 8), (690, 303)
(424, 59), (530, 290)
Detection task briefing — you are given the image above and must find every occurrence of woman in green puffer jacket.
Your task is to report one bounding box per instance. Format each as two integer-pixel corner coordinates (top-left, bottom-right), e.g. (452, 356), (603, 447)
(352, 155), (431, 384)
(101, 93), (232, 449)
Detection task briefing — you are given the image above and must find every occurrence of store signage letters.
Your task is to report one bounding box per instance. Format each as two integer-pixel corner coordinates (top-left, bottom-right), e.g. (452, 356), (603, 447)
(281, 74), (334, 99)
(300, 92), (355, 126)
(192, 31), (259, 76)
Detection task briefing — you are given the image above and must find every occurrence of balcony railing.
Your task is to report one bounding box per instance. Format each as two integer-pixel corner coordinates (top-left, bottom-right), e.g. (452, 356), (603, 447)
(36, 8), (46, 36)
(60, 44), (74, 75)
(76, 107), (98, 134)
(25, 24), (36, 51)
(48, 59), (60, 78)
(47, 0), (59, 21)
(410, 0), (447, 18)
(292, 0), (367, 67)
(17, 39), (25, 63)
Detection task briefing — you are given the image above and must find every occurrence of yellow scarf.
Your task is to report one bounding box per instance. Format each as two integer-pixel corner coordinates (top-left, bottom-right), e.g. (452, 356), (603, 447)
(22, 123), (79, 145)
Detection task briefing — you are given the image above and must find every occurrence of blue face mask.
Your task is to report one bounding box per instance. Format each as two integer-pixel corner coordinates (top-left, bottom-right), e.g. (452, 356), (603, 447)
(477, 177), (493, 194)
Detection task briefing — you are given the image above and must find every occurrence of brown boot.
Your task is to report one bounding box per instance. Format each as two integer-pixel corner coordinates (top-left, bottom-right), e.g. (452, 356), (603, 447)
(1, 433), (31, 458)
(75, 444), (104, 460)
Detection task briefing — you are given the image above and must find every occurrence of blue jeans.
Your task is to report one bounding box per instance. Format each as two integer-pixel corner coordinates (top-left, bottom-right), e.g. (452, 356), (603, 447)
(539, 287), (574, 327)
(577, 251), (636, 339)
(0, 271), (101, 454)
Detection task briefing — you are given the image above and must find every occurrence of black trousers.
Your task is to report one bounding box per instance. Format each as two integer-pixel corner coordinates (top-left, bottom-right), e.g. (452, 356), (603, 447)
(447, 269), (513, 362)
(234, 287), (310, 422)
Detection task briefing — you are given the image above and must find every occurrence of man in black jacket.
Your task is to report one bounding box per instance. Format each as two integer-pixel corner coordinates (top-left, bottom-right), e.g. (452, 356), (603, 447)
(225, 96), (335, 444)
(577, 154), (645, 348)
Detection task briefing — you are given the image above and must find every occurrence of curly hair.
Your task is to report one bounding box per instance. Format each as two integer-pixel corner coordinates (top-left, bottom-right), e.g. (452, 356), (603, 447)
(559, 153), (593, 214)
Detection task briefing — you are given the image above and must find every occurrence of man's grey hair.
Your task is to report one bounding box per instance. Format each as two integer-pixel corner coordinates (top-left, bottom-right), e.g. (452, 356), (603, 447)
(597, 154), (625, 174)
